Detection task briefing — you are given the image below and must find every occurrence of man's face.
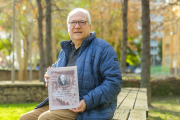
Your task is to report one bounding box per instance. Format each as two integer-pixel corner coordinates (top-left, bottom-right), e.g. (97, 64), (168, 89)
(60, 75), (66, 83)
(68, 11), (91, 43)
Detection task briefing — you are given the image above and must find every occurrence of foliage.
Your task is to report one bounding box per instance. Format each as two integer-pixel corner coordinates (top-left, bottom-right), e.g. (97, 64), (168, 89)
(87, 0), (141, 63)
(126, 39), (141, 65)
(0, 1), (12, 33)
(0, 0), (142, 69)
(0, 103), (38, 120)
(0, 39), (11, 52)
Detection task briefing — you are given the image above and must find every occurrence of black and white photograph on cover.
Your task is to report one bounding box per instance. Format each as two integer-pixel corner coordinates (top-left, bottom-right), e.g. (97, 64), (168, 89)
(57, 74), (69, 86)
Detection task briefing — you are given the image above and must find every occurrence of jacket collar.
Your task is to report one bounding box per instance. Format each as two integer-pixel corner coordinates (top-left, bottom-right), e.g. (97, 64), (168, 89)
(60, 32), (96, 57)
(81, 32), (96, 49)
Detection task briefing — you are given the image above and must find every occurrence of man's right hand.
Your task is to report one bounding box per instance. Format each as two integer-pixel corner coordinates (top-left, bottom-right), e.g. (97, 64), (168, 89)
(45, 66), (51, 87)
(44, 74), (49, 87)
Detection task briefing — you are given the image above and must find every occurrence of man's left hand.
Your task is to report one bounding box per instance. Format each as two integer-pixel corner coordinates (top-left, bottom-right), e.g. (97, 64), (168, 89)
(69, 99), (86, 113)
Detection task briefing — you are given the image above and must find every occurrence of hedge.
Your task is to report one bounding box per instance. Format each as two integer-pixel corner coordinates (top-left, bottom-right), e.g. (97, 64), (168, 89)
(122, 76), (180, 96)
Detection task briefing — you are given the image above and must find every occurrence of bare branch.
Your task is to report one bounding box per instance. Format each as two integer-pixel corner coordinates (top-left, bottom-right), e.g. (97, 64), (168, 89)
(51, 3), (67, 12)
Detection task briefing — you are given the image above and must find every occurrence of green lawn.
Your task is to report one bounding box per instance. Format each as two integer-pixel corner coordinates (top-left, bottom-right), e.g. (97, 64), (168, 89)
(0, 96), (180, 120)
(0, 103), (38, 120)
(149, 96), (180, 120)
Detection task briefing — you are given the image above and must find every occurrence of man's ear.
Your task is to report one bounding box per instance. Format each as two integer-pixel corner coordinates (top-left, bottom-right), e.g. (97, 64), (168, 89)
(89, 25), (91, 30)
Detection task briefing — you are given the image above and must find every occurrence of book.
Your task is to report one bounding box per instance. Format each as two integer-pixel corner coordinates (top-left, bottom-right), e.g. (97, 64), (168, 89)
(47, 66), (79, 110)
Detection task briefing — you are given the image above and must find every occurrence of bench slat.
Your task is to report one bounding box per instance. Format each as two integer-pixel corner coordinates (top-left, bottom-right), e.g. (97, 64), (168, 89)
(128, 109), (146, 120)
(119, 88), (139, 109)
(112, 109), (130, 120)
(117, 88), (132, 108)
(113, 88), (148, 120)
(133, 88), (148, 117)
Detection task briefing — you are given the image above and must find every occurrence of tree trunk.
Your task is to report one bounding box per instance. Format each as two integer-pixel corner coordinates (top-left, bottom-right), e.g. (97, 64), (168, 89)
(141, 0), (151, 106)
(51, 31), (57, 63)
(33, 48), (38, 69)
(15, 18), (24, 80)
(37, 0), (45, 82)
(120, 0), (128, 73)
(45, 0), (52, 68)
(23, 35), (29, 80)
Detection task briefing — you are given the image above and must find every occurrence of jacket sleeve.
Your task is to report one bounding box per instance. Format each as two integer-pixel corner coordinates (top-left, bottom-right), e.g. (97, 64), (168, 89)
(83, 45), (122, 110)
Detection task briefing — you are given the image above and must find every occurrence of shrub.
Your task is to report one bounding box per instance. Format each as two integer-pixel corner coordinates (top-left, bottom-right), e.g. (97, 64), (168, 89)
(122, 76), (180, 96)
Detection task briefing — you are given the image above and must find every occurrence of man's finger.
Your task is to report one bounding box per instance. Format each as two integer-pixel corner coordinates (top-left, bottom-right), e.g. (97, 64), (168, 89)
(45, 79), (48, 87)
(69, 99), (86, 113)
(69, 105), (85, 113)
(44, 75), (49, 87)
(69, 108), (82, 113)
(76, 103), (82, 110)
(45, 78), (49, 83)
(45, 75), (49, 79)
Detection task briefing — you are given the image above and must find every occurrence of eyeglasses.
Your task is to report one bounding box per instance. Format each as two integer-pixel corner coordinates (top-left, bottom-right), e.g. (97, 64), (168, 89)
(69, 20), (88, 26)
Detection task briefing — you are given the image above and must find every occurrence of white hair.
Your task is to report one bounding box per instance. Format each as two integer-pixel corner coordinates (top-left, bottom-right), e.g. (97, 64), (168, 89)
(67, 8), (91, 26)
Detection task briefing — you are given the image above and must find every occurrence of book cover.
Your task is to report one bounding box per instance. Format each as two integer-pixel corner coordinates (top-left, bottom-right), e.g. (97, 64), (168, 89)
(47, 66), (79, 110)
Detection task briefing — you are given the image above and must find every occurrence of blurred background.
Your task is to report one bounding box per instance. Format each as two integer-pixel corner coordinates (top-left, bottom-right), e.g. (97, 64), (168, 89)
(0, 0), (179, 81)
(1, 1), (180, 120)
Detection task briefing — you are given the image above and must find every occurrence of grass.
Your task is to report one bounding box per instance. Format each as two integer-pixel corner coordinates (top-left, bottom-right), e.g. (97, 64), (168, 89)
(148, 96), (180, 120)
(0, 96), (180, 120)
(0, 103), (38, 120)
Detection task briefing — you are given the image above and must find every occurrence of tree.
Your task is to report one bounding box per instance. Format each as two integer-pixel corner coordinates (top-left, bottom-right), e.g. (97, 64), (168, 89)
(120, 0), (128, 73)
(141, 0), (151, 106)
(36, 0), (44, 82)
(0, 0), (13, 68)
(0, 0), (142, 80)
(87, 0), (140, 65)
(45, 0), (52, 68)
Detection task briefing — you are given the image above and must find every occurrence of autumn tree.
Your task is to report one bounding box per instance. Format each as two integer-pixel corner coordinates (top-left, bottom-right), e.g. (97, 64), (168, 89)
(0, 0), (142, 81)
(17, 1), (34, 80)
(0, 0), (13, 68)
(0, 0), (31, 80)
(88, 0), (140, 65)
(126, 1), (141, 66)
(88, 0), (123, 59)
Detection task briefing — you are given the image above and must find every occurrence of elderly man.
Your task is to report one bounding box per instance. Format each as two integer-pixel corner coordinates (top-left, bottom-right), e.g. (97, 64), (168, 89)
(20, 8), (122, 120)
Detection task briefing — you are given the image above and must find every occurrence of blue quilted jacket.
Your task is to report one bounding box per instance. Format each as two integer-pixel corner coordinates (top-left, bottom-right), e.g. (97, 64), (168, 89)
(35, 32), (122, 120)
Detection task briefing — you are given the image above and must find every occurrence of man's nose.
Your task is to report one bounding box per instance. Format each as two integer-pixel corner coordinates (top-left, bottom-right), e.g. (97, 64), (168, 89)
(75, 22), (81, 28)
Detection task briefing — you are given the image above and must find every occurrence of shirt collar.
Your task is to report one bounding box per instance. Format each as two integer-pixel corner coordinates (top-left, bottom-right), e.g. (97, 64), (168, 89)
(70, 41), (79, 51)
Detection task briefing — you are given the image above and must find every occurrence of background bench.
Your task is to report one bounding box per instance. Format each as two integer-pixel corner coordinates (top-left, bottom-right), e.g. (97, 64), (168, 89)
(112, 88), (148, 120)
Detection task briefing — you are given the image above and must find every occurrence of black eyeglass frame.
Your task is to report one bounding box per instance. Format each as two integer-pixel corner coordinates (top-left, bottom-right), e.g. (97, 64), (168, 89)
(69, 20), (88, 26)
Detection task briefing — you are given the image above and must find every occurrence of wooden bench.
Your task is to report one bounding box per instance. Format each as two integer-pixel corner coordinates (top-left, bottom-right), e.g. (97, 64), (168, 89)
(112, 88), (148, 120)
